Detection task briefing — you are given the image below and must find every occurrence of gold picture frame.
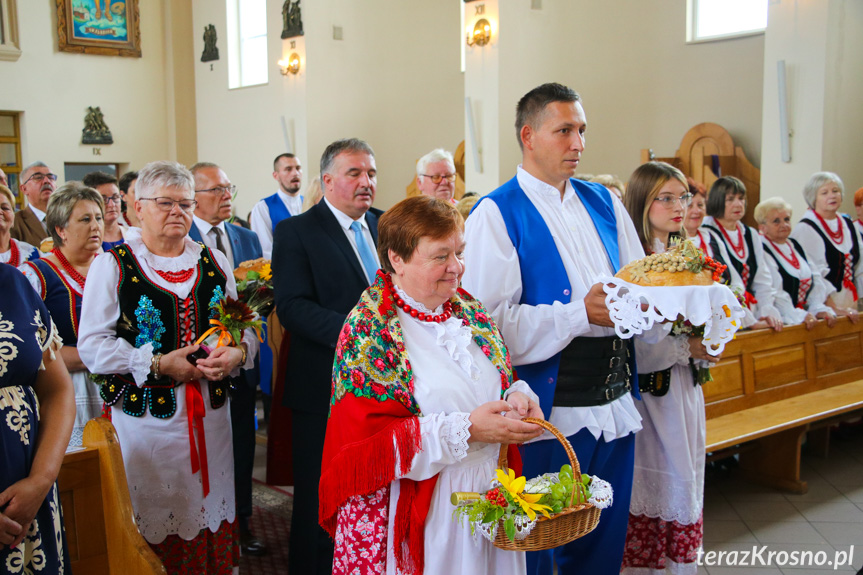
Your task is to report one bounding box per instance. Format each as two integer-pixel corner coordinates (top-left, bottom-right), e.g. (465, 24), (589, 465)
(56, 0), (141, 57)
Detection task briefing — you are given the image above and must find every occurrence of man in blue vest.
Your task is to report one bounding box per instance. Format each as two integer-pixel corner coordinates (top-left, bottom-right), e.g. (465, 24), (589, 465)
(463, 83), (645, 575)
(250, 153), (303, 259)
(189, 162), (268, 557)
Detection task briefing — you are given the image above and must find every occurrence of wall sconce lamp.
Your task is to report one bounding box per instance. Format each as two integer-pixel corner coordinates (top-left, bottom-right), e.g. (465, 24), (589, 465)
(466, 18), (491, 47)
(279, 53), (301, 75)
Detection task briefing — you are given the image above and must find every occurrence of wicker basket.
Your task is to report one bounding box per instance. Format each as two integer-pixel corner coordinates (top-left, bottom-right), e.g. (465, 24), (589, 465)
(491, 417), (601, 551)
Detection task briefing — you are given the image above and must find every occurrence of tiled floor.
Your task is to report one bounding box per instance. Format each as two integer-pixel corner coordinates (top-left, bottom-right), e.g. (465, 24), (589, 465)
(252, 417), (863, 575)
(700, 429), (863, 575)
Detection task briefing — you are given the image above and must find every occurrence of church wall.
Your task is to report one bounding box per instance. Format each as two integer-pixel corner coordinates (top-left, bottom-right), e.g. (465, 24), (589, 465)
(0, 1), (171, 185)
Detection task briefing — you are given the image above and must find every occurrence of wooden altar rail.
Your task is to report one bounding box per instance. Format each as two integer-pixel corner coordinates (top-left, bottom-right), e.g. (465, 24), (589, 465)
(704, 316), (863, 493)
(58, 418), (166, 575)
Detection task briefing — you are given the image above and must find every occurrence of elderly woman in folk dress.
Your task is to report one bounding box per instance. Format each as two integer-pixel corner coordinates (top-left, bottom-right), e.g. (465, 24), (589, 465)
(790, 172), (861, 321)
(77, 161), (258, 574)
(1, 185), (41, 266)
(319, 196), (544, 575)
(754, 197), (837, 329)
(20, 182), (105, 447)
(0, 263), (75, 574)
(702, 176), (783, 331)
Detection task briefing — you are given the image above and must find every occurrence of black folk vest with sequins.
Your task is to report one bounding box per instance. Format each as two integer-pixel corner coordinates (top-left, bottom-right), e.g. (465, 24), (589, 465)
(99, 244), (230, 418)
(763, 238), (812, 308)
(704, 223), (758, 293)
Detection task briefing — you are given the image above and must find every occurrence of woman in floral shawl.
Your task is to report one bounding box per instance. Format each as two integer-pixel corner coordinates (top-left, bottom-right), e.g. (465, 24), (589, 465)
(319, 196), (544, 574)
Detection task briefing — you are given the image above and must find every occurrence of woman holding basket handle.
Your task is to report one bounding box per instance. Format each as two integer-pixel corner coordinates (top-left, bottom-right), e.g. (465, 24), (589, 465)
(319, 196), (544, 574)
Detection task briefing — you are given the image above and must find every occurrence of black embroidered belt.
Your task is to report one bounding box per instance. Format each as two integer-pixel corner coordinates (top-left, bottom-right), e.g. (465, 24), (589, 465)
(552, 335), (632, 407)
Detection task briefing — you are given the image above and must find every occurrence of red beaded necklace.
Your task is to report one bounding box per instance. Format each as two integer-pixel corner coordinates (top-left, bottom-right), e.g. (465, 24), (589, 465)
(385, 273), (454, 323)
(51, 247), (88, 291)
(153, 267), (196, 283)
(717, 220), (746, 260)
(767, 238), (800, 269)
(5, 239), (20, 267)
(812, 210), (844, 244)
(695, 230), (709, 254)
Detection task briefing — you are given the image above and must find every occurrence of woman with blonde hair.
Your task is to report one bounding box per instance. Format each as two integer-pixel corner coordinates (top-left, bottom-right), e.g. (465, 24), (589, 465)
(621, 162), (717, 575)
(301, 176), (323, 212)
(755, 197), (836, 329)
(0, 185), (41, 266)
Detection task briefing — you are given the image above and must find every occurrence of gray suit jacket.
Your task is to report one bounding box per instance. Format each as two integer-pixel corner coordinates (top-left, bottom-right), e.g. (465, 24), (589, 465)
(10, 206), (49, 247)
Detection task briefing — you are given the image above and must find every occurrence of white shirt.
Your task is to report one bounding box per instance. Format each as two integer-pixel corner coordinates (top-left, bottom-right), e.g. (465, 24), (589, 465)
(29, 204), (48, 232)
(791, 210), (863, 308)
(463, 166), (643, 442)
(323, 197), (380, 281)
(702, 216), (781, 322)
(250, 188), (303, 259)
(192, 215), (235, 269)
(760, 236), (834, 325)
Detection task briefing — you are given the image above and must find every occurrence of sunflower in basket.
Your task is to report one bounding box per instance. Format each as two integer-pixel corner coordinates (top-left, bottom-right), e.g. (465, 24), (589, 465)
(452, 464), (608, 543)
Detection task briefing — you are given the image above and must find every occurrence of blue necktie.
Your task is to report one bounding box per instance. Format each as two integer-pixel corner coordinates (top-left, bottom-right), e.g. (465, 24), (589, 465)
(350, 220), (379, 284)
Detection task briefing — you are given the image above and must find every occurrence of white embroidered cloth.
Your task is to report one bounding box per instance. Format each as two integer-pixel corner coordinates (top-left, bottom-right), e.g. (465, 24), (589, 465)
(599, 277), (745, 355)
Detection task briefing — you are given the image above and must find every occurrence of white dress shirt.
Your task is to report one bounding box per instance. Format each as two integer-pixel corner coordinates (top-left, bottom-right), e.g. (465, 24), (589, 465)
(193, 215), (235, 269)
(463, 166), (643, 442)
(29, 204), (48, 232)
(250, 189), (303, 259)
(322, 197), (380, 280)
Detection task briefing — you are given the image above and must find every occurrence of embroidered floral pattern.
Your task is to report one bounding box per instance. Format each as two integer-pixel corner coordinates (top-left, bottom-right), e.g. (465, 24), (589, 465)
(134, 295), (166, 352)
(0, 311), (24, 378)
(333, 487), (389, 574)
(331, 276), (513, 416)
(208, 286), (224, 319)
(622, 513), (703, 571)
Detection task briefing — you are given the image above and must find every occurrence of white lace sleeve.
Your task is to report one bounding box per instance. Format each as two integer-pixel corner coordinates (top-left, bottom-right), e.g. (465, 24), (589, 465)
(504, 379), (540, 405)
(398, 412), (471, 482)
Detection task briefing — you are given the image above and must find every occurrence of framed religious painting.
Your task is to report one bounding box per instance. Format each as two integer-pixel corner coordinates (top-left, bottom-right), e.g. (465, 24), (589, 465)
(56, 0), (141, 57)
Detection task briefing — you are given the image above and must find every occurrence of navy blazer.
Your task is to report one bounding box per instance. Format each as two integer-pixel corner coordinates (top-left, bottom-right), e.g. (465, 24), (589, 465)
(272, 200), (382, 414)
(189, 221), (263, 267)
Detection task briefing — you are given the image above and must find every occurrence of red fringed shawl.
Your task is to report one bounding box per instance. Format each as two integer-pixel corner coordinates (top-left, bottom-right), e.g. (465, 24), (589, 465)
(319, 271), (517, 574)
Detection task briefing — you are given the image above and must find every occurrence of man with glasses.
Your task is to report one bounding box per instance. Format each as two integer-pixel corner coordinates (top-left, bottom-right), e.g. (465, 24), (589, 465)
(11, 161), (58, 246)
(250, 153), (304, 259)
(415, 148), (458, 203)
(188, 161), (267, 558)
(83, 171), (127, 251)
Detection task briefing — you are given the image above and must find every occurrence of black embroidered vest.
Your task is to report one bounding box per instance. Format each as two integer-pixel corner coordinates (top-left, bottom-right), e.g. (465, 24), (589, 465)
(23, 259), (82, 345)
(99, 244), (230, 418)
(763, 238), (812, 307)
(704, 223), (758, 292)
(799, 216), (860, 293)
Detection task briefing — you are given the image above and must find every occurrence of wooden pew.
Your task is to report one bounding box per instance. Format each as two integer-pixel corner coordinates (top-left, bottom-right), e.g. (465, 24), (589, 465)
(704, 317), (863, 493)
(58, 418), (166, 575)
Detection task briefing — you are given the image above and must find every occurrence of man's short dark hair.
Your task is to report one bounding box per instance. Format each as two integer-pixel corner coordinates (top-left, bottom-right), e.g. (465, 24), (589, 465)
(515, 83), (580, 151)
(273, 153), (296, 171)
(118, 171), (138, 194)
(82, 171), (118, 188)
(319, 139), (375, 176)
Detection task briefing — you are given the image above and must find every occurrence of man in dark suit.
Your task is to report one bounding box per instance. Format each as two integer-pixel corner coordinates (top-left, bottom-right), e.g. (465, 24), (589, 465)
(273, 138), (381, 575)
(188, 162), (268, 557)
(11, 161), (57, 246)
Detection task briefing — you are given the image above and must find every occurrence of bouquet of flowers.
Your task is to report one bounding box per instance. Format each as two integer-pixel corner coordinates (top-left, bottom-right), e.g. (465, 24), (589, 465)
(189, 296), (263, 363)
(452, 465), (613, 543)
(234, 258), (275, 318)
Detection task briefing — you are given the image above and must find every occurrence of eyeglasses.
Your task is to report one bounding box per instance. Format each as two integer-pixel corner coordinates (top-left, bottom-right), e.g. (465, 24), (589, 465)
(653, 193), (693, 208)
(195, 185), (237, 197)
(421, 173), (456, 184)
(102, 195), (122, 204)
(139, 197), (197, 212)
(23, 172), (58, 186)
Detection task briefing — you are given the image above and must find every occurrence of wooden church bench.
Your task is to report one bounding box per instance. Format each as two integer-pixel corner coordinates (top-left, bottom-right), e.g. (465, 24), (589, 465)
(58, 418), (166, 575)
(704, 317), (863, 493)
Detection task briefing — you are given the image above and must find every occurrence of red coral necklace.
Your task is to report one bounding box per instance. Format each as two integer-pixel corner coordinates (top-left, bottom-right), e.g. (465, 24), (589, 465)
(154, 267), (195, 283)
(5, 239), (20, 267)
(812, 210), (844, 245)
(767, 238), (800, 269)
(717, 221), (746, 260)
(385, 273), (453, 323)
(51, 247), (88, 291)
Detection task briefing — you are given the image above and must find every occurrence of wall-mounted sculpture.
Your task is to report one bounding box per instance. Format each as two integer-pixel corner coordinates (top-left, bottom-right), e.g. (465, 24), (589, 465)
(281, 0), (304, 39)
(201, 24), (219, 62)
(82, 107), (113, 145)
